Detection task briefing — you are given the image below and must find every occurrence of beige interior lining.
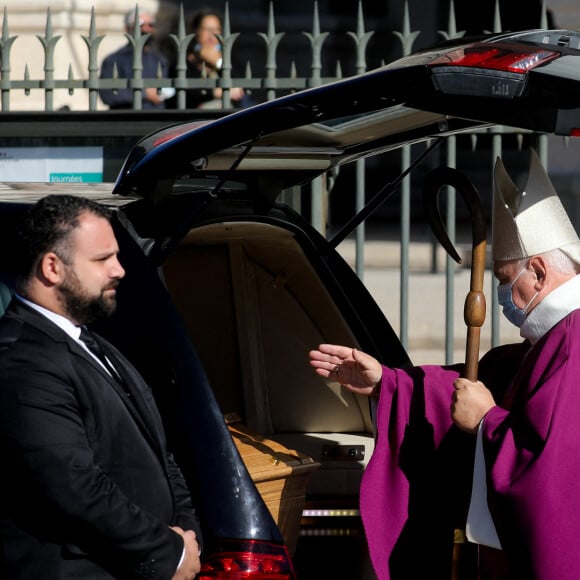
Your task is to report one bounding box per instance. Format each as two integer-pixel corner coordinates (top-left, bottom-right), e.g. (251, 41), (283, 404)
(162, 221), (375, 494)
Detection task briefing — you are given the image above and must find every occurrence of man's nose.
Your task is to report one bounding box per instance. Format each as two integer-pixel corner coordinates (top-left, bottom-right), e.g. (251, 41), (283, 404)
(112, 258), (125, 279)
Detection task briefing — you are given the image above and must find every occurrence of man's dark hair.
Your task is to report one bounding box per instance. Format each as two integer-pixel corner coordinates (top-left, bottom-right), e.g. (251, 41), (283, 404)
(16, 195), (112, 288)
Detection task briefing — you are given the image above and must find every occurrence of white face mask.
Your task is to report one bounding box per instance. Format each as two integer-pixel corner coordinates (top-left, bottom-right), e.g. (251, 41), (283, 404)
(496, 268), (539, 327)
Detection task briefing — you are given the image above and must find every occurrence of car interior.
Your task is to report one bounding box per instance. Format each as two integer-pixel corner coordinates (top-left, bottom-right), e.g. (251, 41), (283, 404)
(161, 220), (376, 507)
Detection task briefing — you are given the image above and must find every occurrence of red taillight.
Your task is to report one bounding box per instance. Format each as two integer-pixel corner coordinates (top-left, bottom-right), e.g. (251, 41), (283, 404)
(151, 122), (208, 147)
(429, 42), (559, 73)
(198, 539), (296, 579)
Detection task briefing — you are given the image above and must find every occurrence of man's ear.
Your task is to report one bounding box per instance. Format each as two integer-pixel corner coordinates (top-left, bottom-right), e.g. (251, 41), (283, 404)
(38, 252), (65, 285)
(529, 256), (547, 290)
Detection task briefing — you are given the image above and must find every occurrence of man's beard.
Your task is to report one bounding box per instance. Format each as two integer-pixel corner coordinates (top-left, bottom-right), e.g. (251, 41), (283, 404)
(59, 267), (118, 325)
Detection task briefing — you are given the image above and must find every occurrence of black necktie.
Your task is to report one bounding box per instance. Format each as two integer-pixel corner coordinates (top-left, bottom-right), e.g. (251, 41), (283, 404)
(79, 327), (127, 390)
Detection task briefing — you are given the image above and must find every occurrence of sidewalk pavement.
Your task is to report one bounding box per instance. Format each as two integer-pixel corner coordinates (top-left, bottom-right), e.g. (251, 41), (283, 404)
(337, 239), (521, 365)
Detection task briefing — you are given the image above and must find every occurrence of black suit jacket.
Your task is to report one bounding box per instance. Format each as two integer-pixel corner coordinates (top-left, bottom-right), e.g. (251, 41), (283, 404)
(0, 299), (201, 579)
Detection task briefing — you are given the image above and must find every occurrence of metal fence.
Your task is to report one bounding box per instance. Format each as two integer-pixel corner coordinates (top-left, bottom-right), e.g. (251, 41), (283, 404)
(0, 0), (561, 362)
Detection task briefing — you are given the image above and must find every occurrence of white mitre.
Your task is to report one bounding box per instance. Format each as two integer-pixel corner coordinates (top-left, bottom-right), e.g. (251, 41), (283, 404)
(492, 148), (580, 264)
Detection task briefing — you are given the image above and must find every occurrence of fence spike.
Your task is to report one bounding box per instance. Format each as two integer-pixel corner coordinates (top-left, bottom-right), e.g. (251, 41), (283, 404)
(45, 7), (53, 38)
(303, 0), (329, 85)
(470, 134), (478, 152)
(493, 0), (502, 33)
(267, 0), (276, 37)
(357, 0), (365, 37)
(224, 1), (232, 37)
(169, 4), (195, 74)
(82, 7), (105, 73)
(132, 5), (140, 37)
(393, 0), (420, 57)
(348, 1), (373, 73)
(258, 0), (284, 99)
(540, 0), (548, 28)
(89, 6), (96, 38)
(177, 3), (186, 37)
(402, 0), (411, 36)
(563, 135), (570, 149)
(2, 6), (9, 41)
(0, 6), (17, 111)
(438, 0), (465, 42)
(24, 64), (30, 95)
(312, 0), (321, 37)
(447, 0), (457, 36)
(1, 7), (16, 68)
(68, 64), (74, 95)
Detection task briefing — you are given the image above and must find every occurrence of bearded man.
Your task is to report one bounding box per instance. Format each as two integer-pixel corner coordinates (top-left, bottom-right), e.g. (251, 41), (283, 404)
(0, 195), (201, 579)
(310, 149), (580, 580)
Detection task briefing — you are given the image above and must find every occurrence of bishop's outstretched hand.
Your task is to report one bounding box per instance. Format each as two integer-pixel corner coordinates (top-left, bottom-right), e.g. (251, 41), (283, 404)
(309, 344), (382, 397)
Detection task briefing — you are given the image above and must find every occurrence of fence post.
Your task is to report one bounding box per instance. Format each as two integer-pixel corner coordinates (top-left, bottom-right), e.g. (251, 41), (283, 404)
(305, 1), (330, 235)
(258, 1), (284, 103)
(444, 136), (457, 364)
(393, 0), (420, 350)
(37, 8), (60, 112)
(349, 0), (374, 280)
(169, 5), (194, 111)
(219, 2), (239, 109)
(0, 9), (17, 112)
(82, 8), (106, 111)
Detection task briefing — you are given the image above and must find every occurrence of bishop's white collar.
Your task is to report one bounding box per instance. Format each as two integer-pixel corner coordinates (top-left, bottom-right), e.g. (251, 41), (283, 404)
(520, 274), (580, 344)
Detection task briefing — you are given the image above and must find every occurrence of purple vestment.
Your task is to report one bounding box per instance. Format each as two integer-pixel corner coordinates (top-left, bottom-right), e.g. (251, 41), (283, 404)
(360, 310), (580, 579)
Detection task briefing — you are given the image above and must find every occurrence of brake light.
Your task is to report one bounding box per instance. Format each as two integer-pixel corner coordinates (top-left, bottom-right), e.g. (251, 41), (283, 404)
(198, 539), (296, 579)
(151, 121), (208, 147)
(429, 42), (559, 73)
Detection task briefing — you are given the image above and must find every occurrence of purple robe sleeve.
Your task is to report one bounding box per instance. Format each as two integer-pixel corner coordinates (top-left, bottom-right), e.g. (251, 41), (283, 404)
(360, 364), (464, 579)
(358, 342), (525, 580)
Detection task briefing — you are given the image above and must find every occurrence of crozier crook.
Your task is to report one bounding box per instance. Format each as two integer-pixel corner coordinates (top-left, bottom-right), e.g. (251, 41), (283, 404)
(423, 166), (487, 580)
(423, 166), (487, 382)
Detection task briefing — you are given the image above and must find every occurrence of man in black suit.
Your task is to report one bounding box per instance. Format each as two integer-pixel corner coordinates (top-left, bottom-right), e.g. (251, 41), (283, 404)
(0, 195), (202, 579)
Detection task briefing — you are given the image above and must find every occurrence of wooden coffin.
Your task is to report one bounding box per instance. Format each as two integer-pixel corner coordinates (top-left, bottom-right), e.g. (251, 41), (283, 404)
(228, 422), (320, 554)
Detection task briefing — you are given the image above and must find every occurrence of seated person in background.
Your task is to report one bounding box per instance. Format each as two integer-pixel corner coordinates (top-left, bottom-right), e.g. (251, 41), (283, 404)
(99, 9), (171, 110)
(168, 10), (244, 110)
